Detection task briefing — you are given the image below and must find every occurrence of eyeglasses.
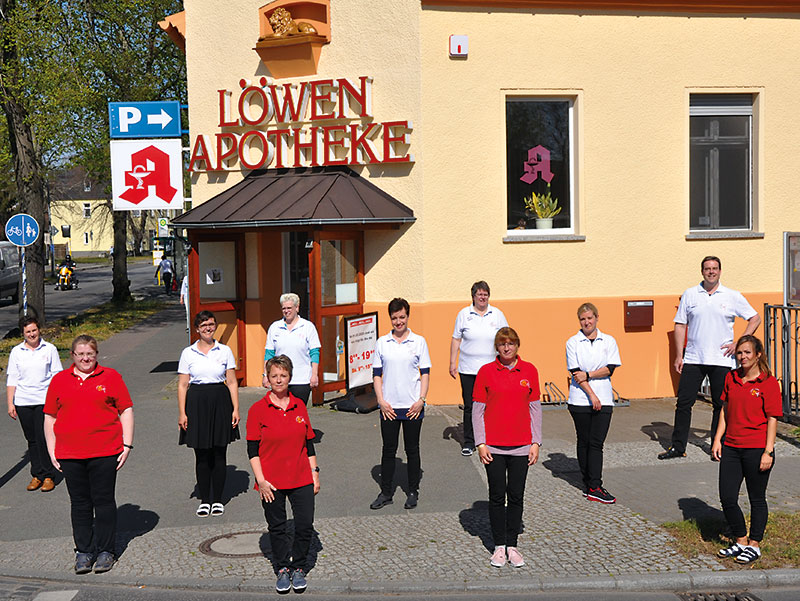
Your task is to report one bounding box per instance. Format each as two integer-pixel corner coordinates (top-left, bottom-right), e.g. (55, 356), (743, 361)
(73, 352), (96, 359)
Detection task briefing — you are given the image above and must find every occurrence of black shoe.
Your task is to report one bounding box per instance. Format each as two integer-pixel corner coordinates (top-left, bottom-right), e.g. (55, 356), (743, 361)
(404, 491), (418, 509)
(658, 447), (686, 460)
(586, 486), (616, 504)
(74, 552), (94, 574)
(734, 545), (761, 565)
(370, 492), (393, 510)
(93, 551), (116, 573)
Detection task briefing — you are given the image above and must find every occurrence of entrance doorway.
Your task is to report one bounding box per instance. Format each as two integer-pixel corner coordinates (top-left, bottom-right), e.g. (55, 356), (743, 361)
(283, 231), (311, 320)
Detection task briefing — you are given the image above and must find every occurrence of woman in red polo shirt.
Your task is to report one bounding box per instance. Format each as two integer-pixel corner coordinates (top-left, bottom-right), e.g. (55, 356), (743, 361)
(43, 335), (134, 575)
(473, 327), (542, 569)
(247, 355), (319, 594)
(711, 335), (782, 566)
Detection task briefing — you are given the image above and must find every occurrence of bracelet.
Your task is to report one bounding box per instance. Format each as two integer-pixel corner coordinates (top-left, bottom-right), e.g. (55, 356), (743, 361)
(123, 444), (134, 450)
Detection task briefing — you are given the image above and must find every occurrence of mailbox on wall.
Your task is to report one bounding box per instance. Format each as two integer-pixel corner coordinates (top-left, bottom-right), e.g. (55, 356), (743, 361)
(624, 300), (654, 328)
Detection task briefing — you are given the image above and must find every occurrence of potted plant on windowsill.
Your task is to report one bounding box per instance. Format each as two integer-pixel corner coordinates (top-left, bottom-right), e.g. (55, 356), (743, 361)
(523, 185), (561, 229)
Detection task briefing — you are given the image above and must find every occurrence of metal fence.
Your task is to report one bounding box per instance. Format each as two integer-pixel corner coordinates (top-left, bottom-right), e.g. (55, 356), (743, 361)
(763, 304), (800, 419)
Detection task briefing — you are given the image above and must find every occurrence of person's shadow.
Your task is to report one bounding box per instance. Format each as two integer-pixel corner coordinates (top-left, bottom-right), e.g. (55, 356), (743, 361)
(116, 503), (160, 556)
(369, 458), (422, 498)
(676, 497), (728, 541)
(258, 529), (323, 574)
(540, 452), (584, 494)
(642, 421), (711, 451)
(189, 465), (250, 503)
(442, 423), (464, 446)
(458, 500), (526, 552)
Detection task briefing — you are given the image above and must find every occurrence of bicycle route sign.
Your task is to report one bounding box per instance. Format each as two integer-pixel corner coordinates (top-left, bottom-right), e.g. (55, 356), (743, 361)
(5, 213), (39, 247)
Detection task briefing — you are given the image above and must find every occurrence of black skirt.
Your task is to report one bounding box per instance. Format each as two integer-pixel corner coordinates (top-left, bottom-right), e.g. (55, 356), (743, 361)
(179, 383), (240, 449)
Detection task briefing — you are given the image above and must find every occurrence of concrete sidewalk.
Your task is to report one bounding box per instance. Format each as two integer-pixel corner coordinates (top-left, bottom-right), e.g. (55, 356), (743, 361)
(0, 304), (798, 594)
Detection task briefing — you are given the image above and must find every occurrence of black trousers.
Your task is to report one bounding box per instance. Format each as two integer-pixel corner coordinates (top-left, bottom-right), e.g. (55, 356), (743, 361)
(60, 455), (118, 555)
(289, 384), (311, 406)
(719, 445), (773, 542)
(379, 417), (422, 496)
(262, 483), (315, 572)
(459, 373), (477, 448)
(16, 404), (55, 479)
(194, 446), (227, 504)
(671, 363), (729, 453)
(568, 406), (613, 489)
(485, 454), (529, 547)
(163, 272), (173, 294)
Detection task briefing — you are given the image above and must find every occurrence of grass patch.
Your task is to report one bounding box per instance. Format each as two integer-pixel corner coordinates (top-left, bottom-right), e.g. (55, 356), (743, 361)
(0, 298), (166, 363)
(663, 511), (800, 569)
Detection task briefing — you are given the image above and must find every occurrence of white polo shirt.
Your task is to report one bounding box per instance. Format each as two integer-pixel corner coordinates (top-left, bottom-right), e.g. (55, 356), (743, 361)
(566, 329), (621, 407)
(452, 304), (509, 375)
(373, 330), (432, 410)
(265, 317), (321, 385)
(178, 340), (237, 384)
(674, 283), (757, 368)
(6, 339), (63, 406)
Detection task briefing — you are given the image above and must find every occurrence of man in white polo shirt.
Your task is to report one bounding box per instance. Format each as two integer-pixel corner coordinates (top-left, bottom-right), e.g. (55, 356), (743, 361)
(659, 256), (761, 460)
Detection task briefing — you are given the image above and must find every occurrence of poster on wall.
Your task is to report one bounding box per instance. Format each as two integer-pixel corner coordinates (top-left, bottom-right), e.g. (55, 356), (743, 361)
(344, 312), (378, 390)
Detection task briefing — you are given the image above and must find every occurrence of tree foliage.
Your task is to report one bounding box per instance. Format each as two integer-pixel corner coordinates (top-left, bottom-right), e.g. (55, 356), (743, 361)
(0, 0), (186, 313)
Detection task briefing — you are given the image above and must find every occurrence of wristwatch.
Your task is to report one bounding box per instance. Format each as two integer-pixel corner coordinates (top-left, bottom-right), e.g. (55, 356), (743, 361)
(312, 466), (320, 473)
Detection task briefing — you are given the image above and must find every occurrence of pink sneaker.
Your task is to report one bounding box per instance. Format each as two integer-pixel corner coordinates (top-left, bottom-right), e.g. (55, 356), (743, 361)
(490, 546), (506, 567)
(507, 546), (525, 568)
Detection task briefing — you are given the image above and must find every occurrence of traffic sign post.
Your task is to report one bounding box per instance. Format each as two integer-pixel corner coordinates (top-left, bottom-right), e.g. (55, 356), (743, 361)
(108, 101), (182, 139)
(5, 213), (40, 316)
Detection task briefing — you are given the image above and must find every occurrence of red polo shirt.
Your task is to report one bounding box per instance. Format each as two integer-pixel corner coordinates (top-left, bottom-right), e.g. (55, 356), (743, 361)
(473, 357), (540, 446)
(246, 394), (314, 490)
(721, 370), (783, 448)
(44, 365), (133, 459)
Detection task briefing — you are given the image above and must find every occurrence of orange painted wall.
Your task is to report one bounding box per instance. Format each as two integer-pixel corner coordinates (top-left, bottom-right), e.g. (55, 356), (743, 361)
(366, 292), (779, 405)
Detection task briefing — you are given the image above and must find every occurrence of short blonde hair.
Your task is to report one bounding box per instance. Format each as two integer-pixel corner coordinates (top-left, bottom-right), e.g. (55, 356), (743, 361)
(577, 302), (599, 318)
(71, 334), (98, 354)
(266, 354), (294, 378)
(279, 293), (300, 307)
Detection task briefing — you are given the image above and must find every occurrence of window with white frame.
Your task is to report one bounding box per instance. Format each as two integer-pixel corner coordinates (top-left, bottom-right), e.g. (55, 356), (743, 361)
(506, 98), (574, 232)
(690, 94), (753, 230)
(82, 202), (91, 218)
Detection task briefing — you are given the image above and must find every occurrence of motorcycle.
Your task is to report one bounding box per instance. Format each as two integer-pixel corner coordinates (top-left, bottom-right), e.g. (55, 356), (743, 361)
(55, 263), (78, 290)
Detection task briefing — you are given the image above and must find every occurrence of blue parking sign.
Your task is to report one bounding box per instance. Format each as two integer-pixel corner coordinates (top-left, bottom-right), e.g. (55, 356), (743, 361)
(109, 101), (182, 139)
(5, 213), (39, 247)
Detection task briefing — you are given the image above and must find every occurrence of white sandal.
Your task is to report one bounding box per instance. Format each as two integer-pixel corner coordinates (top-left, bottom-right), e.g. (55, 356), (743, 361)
(196, 503), (211, 517)
(210, 502), (225, 516)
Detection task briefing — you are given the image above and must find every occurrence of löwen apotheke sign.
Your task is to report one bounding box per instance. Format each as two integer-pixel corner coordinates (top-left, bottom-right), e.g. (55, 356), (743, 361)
(189, 76), (413, 172)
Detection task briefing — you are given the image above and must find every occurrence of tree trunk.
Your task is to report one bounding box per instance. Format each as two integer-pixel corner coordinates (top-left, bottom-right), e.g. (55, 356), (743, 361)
(0, 0), (47, 324)
(111, 209), (131, 303)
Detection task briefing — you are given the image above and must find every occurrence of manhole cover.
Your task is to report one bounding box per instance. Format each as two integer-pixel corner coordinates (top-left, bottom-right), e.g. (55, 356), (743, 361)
(199, 530), (267, 558)
(677, 593), (764, 601)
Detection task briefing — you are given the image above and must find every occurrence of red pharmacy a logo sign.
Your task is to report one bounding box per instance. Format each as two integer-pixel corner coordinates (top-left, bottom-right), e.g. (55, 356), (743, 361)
(120, 146), (178, 205)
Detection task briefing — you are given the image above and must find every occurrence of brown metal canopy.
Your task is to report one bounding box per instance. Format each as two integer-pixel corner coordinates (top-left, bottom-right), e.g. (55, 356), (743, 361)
(172, 166), (415, 229)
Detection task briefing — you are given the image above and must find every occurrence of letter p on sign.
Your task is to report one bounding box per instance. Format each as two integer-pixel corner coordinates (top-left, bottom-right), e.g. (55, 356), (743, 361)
(119, 107), (142, 133)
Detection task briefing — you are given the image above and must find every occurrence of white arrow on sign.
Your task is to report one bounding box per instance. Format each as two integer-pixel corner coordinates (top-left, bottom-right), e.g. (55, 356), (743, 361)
(147, 109), (173, 129)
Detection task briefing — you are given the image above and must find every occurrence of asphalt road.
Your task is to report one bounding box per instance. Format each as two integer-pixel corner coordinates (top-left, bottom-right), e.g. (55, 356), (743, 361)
(0, 260), (159, 336)
(1, 577), (798, 601)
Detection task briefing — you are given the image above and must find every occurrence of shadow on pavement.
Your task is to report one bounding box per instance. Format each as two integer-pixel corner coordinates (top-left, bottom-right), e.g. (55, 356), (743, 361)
(370, 458), (416, 498)
(442, 423), (464, 446)
(257, 527), (323, 574)
(117, 503), (160, 556)
(0, 453), (30, 489)
(186, 465), (250, 503)
(459, 500), (492, 551)
(540, 452), (584, 494)
(678, 497), (725, 525)
(150, 361), (178, 373)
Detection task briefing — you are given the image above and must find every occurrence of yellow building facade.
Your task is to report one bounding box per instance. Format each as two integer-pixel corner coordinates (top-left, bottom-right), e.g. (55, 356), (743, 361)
(174, 0), (799, 402)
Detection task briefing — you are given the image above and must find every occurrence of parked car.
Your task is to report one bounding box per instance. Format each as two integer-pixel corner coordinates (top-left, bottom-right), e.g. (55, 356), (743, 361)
(0, 241), (19, 302)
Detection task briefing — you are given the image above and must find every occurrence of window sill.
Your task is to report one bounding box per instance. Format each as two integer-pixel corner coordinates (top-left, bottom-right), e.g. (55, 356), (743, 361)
(503, 233), (586, 243)
(685, 231), (764, 240)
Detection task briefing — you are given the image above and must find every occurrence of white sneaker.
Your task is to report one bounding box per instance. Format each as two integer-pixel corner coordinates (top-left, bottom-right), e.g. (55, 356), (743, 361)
(210, 502), (224, 516)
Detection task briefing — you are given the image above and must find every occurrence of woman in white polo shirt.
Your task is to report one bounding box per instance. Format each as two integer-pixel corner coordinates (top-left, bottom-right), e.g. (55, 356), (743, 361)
(370, 298), (431, 511)
(566, 302), (621, 505)
(6, 316), (63, 493)
(263, 293), (321, 405)
(178, 310), (240, 518)
(449, 281), (508, 456)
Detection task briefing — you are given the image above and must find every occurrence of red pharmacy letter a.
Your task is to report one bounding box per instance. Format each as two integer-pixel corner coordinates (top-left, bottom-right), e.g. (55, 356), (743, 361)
(520, 145), (554, 184)
(120, 146), (178, 204)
